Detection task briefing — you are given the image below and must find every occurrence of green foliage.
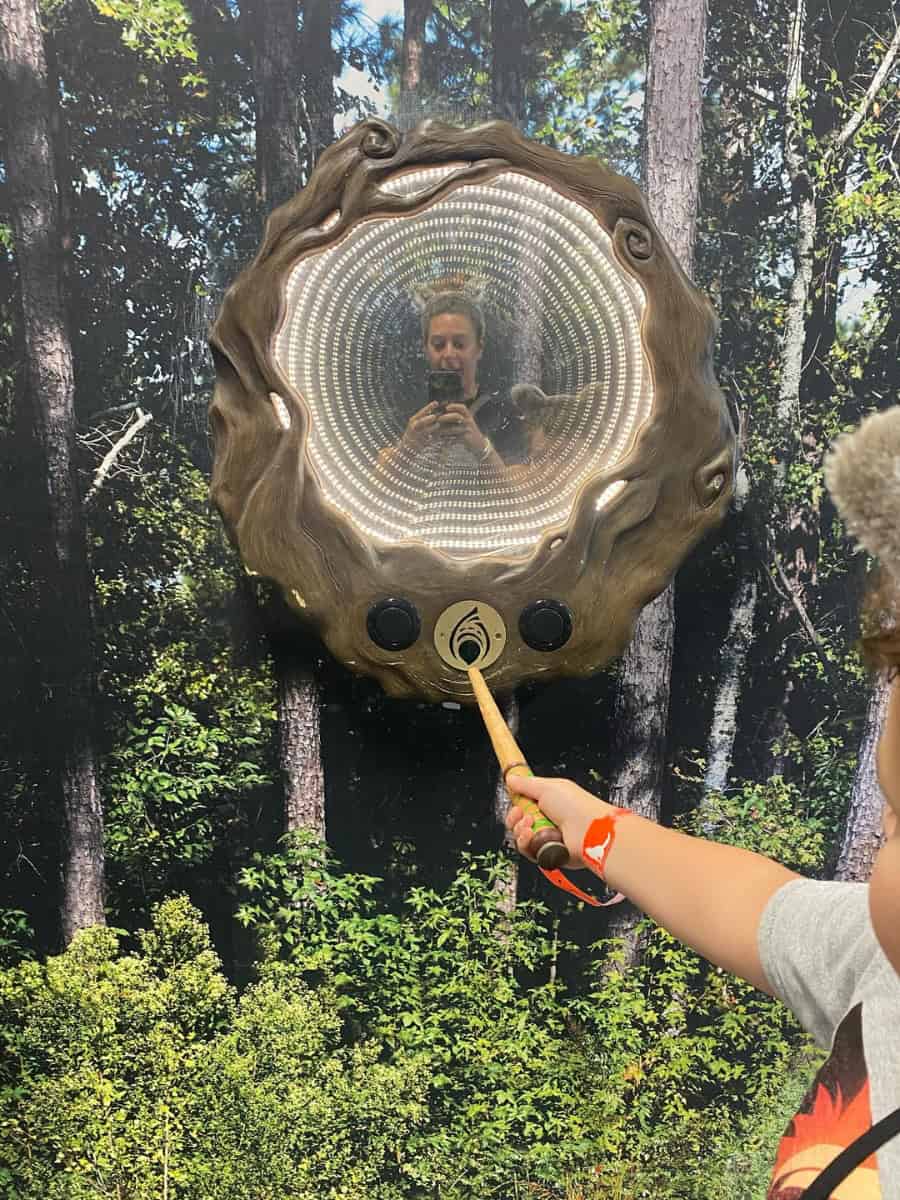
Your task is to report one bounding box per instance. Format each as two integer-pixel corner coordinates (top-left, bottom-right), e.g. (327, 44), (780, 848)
(0, 869), (816, 1199)
(91, 0), (203, 85)
(0, 898), (427, 1200)
(89, 432), (277, 916)
(105, 691), (272, 878)
(532, 0), (643, 171)
(236, 837), (810, 1197)
(681, 776), (828, 874)
(677, 1046), (825, 1200)
(238, 838), (604, 1190)
(0, 913), (34, 970)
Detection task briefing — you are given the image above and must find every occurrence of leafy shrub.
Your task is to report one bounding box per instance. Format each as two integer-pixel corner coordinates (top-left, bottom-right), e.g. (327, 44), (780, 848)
(0, 897), (426, 1199)
(0, 836), (817, 1198)
(0, 912), (33, 970)
(90, 432), (278, 918)
(237, 836), (810, 1197)
(680, 775), (828, 875)
(239, 839), (619, 1192)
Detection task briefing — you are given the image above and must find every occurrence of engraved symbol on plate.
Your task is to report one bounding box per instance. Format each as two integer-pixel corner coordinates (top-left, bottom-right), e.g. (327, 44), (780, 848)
(434, 600), (507, 671)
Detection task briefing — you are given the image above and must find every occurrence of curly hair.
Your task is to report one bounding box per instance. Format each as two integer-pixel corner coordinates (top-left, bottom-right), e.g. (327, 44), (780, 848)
(825, 407), (900, 678)
(861, 569), (900, 677)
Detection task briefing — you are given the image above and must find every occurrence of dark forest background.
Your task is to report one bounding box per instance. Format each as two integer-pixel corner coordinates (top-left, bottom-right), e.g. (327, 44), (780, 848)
(1, 0), (899, 1195)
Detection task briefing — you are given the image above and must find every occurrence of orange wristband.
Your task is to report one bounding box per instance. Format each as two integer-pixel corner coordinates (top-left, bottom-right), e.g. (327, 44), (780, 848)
(582, 808), (632, 880)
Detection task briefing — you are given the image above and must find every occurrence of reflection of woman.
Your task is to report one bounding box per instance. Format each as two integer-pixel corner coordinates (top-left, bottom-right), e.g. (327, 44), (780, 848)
(384, 290), (527, 470)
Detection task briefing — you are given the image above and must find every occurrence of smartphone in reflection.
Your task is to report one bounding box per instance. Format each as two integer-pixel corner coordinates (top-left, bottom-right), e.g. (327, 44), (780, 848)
(428, 370), (464, 411)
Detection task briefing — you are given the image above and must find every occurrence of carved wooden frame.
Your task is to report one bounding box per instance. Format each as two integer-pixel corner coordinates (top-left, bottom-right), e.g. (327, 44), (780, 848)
(209, 118), (735, 701)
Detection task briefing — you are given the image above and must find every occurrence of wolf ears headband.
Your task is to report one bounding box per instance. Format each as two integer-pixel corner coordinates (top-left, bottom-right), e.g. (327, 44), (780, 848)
(824, 406), (900, 583)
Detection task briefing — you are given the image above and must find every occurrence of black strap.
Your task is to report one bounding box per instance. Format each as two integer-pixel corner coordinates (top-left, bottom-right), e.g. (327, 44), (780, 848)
(799, 1105), (900, 1199)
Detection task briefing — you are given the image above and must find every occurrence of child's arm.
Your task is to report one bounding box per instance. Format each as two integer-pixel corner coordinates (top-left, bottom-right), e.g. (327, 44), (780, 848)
(507, 776), (801, 994)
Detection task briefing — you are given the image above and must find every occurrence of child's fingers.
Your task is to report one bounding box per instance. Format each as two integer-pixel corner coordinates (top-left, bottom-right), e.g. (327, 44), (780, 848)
(505, 804), (523, 831)
(513, 813), (533, 838)
(507, 774), (572, 828)
(507, 777), (559, 824)
(512, 814), (537, 861)
(507, 773), (546, 800)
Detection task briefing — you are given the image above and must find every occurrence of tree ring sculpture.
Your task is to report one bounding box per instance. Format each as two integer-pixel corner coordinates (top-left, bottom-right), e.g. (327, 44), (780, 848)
(209, 118), (736, 701)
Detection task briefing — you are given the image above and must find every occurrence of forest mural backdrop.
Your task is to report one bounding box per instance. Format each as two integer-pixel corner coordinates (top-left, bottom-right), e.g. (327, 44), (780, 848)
(0, 0), (898, 1195)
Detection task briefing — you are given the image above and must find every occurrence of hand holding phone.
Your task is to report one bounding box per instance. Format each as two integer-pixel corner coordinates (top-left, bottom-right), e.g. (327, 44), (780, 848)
(428, 370), (464, 411)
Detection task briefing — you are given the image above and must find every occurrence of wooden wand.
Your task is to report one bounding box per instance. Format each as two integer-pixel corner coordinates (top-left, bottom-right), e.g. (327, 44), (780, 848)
(468, 666), (568, 870)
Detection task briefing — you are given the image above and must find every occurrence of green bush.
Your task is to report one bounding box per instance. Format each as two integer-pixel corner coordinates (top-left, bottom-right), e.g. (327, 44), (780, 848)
(239, 840), (620, 1192)
(0, 912), (33, 970)
(0, 897), (426, 1199)
(0, 843), (815, 1199)
(680, 774), (828, 875)
(236, 836), (810, 1197)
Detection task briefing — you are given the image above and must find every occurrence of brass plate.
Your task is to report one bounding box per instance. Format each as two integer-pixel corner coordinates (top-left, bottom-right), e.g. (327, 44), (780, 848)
(434, 600), (507, 671)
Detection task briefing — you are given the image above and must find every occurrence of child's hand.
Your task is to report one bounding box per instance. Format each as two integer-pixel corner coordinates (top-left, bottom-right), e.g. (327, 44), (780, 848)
(504, 775), (615, 870)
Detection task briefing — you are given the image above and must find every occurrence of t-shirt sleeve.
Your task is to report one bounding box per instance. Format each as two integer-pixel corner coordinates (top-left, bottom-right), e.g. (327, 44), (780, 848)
(758, 877), (877, 1049)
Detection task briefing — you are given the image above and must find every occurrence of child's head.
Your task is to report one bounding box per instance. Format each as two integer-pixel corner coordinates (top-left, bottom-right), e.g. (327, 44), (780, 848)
(826, 408), (900, 974)
(859, 571), (900, 971)
(858, 569), (900, 972)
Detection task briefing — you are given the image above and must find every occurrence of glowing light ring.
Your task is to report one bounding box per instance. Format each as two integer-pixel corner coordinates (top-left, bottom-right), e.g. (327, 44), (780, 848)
(276, 170), (650, 555)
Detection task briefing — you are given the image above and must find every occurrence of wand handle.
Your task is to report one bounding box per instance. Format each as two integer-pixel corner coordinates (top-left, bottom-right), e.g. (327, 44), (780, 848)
(468, 667), (568, 871)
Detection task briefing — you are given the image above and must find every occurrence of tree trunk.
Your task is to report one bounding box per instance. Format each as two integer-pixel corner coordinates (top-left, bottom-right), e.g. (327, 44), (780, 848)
(776, 0), (817, 440)
(758, 9), (900, 776)
(834, 673), (891, 882)
(699, 74), (764, 800)
(244, 0), (303, 210)
(491, 0), (527, 125)
(300, 0), (335, 166)
(605, 588), (675, 964)
(605, 0), (707, 964)
(492, 693), (519, 915)
(278, 652), (326, 834)
(242, 1), (327, 840)
(800, 0), (854, 413)
(1, 0), (106, 943)
(399, 0), (430, 130)
(703, 584), (757, 797)
(702, 468), (758, 801)
(761, 0), (821, 777)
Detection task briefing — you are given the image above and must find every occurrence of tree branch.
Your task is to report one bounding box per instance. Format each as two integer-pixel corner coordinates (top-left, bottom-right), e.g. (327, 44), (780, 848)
(772, 552), (839, 687)
(79, 400), (140, 426)
(833, 21), (900, 151)
(84, 408), (152, 506)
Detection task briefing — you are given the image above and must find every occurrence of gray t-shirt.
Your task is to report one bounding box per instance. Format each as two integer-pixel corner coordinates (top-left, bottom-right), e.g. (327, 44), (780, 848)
(758, 877), (900, 1198)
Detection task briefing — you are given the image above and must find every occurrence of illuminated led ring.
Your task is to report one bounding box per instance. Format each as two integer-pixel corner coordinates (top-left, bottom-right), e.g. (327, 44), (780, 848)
(275, 169), (651, 558)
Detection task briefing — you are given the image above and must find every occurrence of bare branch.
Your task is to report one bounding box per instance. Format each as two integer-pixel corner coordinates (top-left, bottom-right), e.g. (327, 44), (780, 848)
(834, 22), (900, 151)
(772, 552), (838, 686)
(84, 408), (152, 506)
(79, 400), (140, 427)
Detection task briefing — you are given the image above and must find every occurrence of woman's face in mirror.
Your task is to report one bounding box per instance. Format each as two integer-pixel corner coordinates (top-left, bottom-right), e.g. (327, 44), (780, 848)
(425, 313), (484, 399)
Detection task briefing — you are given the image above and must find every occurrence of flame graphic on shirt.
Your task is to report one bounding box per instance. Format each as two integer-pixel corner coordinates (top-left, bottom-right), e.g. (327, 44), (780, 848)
(769, 1082), (879, 1197)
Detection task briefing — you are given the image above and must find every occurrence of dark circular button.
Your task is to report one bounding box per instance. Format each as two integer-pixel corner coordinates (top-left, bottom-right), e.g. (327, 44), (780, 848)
(519, 599), (573, 652)
(366, 598), (420, 651)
